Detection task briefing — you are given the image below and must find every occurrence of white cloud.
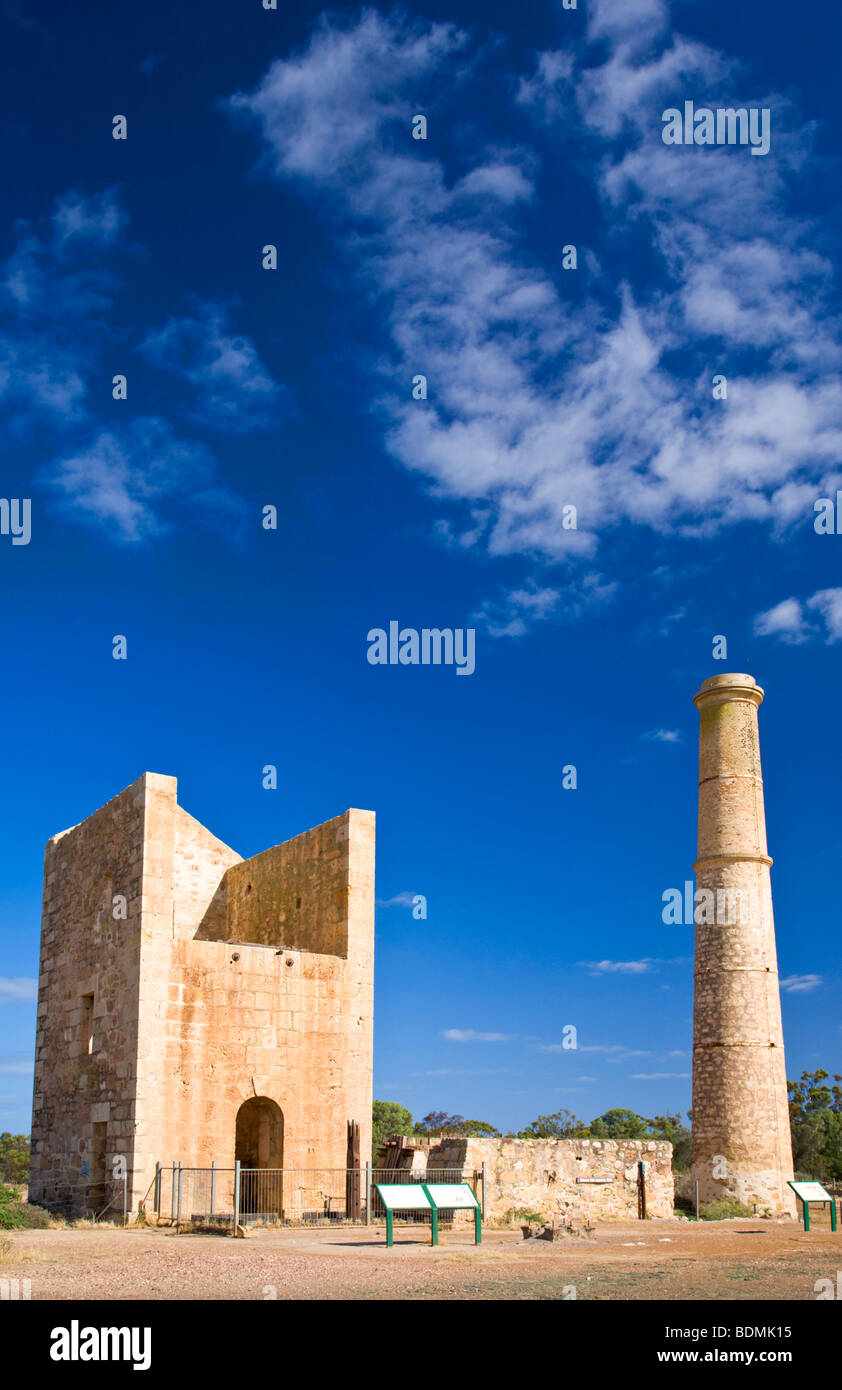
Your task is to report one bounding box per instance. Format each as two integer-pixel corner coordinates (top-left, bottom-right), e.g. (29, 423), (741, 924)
(376, 892), (417, 908)
(606, 1051), (654, 1062)
(412, 1067), (513, 1077)
(780, 974), (822, 994)
(0, 978), (37, 1002)
(473, 572), (617, 637)
(2, 192), (256, 544)
(139, 299), (289, 434)
(474, 583), (560, 638)
(755, 589), (842, 645)
(442, 1028), (511, 1042)
(50, 189), (129, 251)
(632, 1071), (690, 1080)
(539, 1040), (655, 1058)
(582, 959), (652, 975)
(806, 589), (842, 643)
(754, 596), (811, 644)
(580, 957), (688, 975)
(586, 0), (668, 46)
(0, 189), (127, 435)
(577, 1044), (654, 1058)
(641, 729), (682, 744)
(43, 417), (244, 544)
(224, 7), (842, 621)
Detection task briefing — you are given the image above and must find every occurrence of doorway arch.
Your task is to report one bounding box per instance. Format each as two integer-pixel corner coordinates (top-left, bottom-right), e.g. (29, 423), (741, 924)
(235, 1097), (284, 1218)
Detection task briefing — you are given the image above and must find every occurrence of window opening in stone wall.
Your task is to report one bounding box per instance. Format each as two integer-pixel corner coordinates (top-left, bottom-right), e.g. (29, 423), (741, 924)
(81, 993), (94, 1055)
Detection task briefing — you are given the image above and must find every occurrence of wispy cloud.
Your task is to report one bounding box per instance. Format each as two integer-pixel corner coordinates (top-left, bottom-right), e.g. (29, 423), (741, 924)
(0, 978), (37, 1002)
(442, 1028), (511, 1042)
(50, 189), (129, 252)
(780, 973), (822, 994)
(632, 1071), (691, 1080)
(412, 1067), (514, 1077)
(376, 892), (417, 908)
(0, 188), (127, 436)
(580, 957), (689, 975)
(473, 574), (617, 637)
(1, 188), (256, 545)
(754, 596), (813, 644)
(224, 4), (842, 625)
(755, 590), (842, 645)
(539, 1041), (653, 1059)
(139, 298), (290, 434)
(640, 729), (682, 744)
(43, 417), (245, 545)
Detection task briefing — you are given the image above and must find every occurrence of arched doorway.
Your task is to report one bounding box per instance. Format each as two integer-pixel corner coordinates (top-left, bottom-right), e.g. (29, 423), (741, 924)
(235, 1097), (284, 1218)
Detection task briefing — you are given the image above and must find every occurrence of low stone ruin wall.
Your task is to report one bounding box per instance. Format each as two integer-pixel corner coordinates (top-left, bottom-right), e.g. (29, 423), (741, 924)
(382, 1136), (674, 1224)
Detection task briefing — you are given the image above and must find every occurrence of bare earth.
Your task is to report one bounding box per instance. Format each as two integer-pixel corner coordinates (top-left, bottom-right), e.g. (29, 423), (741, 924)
(2, 1216), (839, 1300)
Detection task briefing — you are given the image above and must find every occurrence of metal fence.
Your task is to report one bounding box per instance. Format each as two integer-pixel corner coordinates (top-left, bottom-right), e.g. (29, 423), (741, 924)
(151, 1162), (482, 1230)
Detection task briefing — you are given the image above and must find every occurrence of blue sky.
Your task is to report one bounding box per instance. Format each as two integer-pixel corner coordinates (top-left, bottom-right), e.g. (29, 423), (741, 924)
(1, 0), (841, 1137)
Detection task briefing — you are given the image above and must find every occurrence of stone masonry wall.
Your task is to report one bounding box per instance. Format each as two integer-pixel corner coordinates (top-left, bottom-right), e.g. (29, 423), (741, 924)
(30, 775), (148, 1211)
(387, 1136), (674, 1223)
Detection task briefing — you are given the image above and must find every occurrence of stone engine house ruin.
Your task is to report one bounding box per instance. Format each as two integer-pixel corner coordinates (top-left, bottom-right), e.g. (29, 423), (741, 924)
(29, 773), (375, 1217)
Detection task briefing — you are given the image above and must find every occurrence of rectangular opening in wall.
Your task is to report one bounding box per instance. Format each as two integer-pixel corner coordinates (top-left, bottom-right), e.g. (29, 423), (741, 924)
(81, 993), (94, 1055)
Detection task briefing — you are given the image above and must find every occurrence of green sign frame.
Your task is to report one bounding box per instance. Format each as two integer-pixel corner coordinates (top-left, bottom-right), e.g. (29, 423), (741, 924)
(374, 1182), (482, 1247)
(787, 1180), (838, 1232)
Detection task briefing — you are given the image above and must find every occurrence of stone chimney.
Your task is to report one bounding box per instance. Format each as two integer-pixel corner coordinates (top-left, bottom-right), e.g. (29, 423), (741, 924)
(690, 673), (796, 1215)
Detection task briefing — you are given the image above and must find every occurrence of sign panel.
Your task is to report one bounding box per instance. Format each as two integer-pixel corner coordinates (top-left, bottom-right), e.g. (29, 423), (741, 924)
(424, 1183), (480, 1210)
(375, 1184), (432, 1211)
(788, 1181), (832, 1203)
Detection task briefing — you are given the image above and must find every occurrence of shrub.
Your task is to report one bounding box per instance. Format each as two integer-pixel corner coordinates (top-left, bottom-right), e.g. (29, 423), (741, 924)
(501, 1207), (544, 1224)
(0, 1181), (52, 1230)
(699, 1197), (754, 1221)
(0, 1134), (29, 1186)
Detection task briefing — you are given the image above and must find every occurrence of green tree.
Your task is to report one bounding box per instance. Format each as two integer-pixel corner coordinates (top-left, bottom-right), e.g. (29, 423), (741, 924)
(372, 1101), (414, 1156)
(788, 1070), (842, 1181)
(588, 1108), (649, 1140)
(645, 1113), (692, 1171)
(517, 1109), (585, 1139)
(457, 1120), (501, 1137)
(0, 1133), (29, 1186)
(412, 1112), (500, 1138)
(413, 1111), (460, 1137)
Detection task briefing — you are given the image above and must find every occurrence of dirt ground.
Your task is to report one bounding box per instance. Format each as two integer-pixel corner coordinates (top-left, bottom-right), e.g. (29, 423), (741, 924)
(2, 1214), (840, 1300)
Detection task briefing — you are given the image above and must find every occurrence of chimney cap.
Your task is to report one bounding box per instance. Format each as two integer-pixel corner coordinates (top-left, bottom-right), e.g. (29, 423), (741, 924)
(693, 673), (764, 709)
